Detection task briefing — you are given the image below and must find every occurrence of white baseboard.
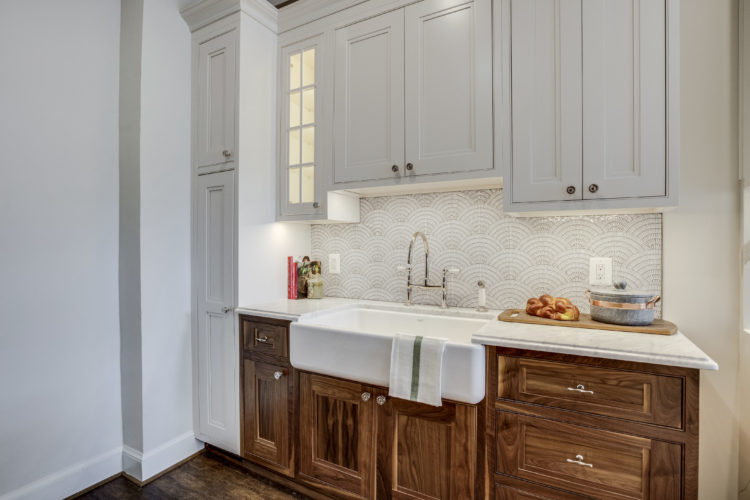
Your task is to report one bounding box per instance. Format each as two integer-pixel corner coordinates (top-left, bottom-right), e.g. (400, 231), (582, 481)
(122, 432), (204, 483)
(0, 447), (122, 500)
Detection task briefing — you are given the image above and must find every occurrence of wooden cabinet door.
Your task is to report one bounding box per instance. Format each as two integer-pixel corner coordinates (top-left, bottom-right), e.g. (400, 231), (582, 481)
(242, 360), (292, 476)
(404, 0), (493, 177)
(196, 29), (237, 170)
(509, 0), (583, 203)
(299, 373), (376, 498)
(195, 171), (237, 453)
(333, 10), (405, 184)
(582, 0), (667, 200)
(377, 393), (477, 500)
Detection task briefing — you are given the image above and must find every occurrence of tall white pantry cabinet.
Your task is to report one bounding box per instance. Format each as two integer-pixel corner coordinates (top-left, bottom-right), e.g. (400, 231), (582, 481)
(183, 0), (297, 454)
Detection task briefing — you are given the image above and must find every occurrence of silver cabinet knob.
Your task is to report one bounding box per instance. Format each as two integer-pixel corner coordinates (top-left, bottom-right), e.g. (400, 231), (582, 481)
(361, 392), (371, 402)
(588, 183), (599, 193)
(274, 371), (283, 380)
(566, 185), (576, 195)
(221, 305), (233, 313)
(313, 201), (320, 209)
(376, 395), (387, 406)
(222, 150), (232, 158)
(391, 165), (399, 173)
(405, 163), (414, 171)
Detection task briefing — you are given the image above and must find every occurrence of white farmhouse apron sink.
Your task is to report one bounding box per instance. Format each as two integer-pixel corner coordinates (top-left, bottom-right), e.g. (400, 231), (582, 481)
(290, 304), (491, 404)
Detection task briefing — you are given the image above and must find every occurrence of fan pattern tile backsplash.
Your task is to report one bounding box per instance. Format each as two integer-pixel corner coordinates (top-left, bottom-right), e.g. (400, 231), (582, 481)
(311, 189), (662, 316)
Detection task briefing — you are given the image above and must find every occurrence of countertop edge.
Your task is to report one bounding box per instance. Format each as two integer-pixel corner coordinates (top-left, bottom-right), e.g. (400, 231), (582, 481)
(472, 335), (719, 371)
(235, 308), (300, 321)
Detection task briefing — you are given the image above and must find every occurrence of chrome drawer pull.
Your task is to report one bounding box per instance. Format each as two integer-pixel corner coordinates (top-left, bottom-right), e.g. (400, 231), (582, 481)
(256, 335), (270, 343)
(567, 384), (594, 395)
(274, 371), (283, 380)
(566, 454), (593, 468)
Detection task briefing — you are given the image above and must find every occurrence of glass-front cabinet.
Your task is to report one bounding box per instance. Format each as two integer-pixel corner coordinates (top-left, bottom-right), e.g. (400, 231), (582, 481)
(278, 33), (325, 219)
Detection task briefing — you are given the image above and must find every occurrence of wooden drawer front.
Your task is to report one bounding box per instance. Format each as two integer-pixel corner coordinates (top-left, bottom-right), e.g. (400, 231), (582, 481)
(496, 411), (681, 500)
(497, 356), (684, 428)
(242, 319), (288, 359)
(495, 481), (587, 500)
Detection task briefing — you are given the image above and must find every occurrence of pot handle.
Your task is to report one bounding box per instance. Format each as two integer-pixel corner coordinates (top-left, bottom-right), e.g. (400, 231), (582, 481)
(646, 295), (661, 308)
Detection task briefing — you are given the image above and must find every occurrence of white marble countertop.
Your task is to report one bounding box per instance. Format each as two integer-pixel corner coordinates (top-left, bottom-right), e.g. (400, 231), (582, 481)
(236, 298), (718, 371)
(473, 320), (718, 370)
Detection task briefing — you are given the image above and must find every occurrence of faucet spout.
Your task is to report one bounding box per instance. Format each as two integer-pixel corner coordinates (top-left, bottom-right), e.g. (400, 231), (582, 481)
(407, 232), (430, 287)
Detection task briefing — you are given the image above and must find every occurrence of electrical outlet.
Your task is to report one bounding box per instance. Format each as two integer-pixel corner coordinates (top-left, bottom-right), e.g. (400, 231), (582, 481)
(589, 257), (612, 286)
(329, 253), (341, 274)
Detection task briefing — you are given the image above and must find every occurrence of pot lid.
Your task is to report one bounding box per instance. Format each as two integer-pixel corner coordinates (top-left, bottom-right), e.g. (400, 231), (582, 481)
(589, 280), (656, 300)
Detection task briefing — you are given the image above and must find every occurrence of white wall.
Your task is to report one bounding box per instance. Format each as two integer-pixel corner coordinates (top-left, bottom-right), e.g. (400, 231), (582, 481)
(139, 0), (200, 471)
(119, 0), (203, 481)
(663, 1), (741, 498)
(237, 10), (310, 308)
(0, 1), (124, 498)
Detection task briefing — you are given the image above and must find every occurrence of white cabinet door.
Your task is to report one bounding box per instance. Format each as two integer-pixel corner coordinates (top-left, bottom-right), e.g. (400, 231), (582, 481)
(196, 30), (237, 170)
(333, 10), (405, 183)
(404, 0), (493, 176)
(510, 0), (583, 203)
(582, 0), (666, 199)
(195, 171), (237, 453)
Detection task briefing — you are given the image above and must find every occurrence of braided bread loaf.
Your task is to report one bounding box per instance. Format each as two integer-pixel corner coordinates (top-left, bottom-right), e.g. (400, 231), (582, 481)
(525, 294), (580, 321)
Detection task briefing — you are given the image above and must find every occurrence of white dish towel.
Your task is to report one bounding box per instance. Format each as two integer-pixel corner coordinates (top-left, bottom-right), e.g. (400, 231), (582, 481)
(389, 333), (446, 407)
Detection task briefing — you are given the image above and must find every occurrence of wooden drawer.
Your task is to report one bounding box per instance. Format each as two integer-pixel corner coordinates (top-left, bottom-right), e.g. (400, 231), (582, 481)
(497, 355), (684, 429)
(496, 411), (681, 500)
(241, 316), (289, 360)
(495, 480), (587, 500)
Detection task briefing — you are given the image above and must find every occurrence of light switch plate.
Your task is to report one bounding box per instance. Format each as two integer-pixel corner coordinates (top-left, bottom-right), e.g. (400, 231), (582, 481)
(329, 253), (341, 274)
(589, 257), (612, 286)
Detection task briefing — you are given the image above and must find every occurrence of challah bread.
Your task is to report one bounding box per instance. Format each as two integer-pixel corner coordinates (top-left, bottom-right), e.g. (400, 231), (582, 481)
(526, 294), (580, 321)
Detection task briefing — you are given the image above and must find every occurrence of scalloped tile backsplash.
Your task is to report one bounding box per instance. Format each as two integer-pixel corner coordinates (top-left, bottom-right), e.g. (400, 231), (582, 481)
(310, 189), (662, 316)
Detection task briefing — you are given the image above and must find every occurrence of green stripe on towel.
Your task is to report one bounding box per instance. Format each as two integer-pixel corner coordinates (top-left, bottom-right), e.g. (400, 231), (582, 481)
(410, 336), (423, 400)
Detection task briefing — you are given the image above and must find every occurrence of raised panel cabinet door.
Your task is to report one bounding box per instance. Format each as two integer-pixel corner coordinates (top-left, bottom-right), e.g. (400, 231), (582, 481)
(376, 394), (477, 500)
(196, 29), (237, 169)
(582, 0), (666, 199)
(299, 372), (376, 499)
(334, 10), (405, 183)
(404, 0), (493, 177)
(196, 170), (237, 453)
(510, 0), (583, 203)
(242, 359), (292, 476)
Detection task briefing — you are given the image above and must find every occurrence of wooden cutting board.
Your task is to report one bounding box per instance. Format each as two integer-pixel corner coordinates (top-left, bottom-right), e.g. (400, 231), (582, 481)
(498, 309), (678, 335)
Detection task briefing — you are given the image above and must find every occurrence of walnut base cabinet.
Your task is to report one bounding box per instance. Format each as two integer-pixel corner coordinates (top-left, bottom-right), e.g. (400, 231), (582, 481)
(297, 372), (481, 500)
(240, 315), (296, 478)
(487, 347), (699, 500)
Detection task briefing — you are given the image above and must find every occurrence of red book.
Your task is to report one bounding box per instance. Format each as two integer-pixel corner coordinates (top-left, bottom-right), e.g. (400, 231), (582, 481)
(287, 256), (293, 299)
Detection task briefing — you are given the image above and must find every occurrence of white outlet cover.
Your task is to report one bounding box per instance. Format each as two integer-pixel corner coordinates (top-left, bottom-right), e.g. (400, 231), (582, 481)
(589, 257), (612, 286)
(329, 253), (341, 274)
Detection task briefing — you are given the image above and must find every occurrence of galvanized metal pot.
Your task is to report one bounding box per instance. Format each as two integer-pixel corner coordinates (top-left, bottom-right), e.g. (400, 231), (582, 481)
(585, 285), (661, 326)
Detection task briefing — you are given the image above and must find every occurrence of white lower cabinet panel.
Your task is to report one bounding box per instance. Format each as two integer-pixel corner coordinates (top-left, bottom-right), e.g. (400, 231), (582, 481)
(195, 171), (238, 453)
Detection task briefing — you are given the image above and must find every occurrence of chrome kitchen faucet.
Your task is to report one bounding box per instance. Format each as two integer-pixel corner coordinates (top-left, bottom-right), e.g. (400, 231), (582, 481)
(398, 231), (459, 308)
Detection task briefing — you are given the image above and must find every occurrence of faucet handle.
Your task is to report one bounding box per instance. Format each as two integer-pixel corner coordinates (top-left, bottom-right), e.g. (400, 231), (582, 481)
(397, 265), (411, 272)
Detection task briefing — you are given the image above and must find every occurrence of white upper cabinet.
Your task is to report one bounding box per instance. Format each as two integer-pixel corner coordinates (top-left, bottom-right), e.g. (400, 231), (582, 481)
(334, 10), (405, 183)
(582, 0), (666, 200)
(196, 29), (237, 171)
(510, 0), (583, 203)
(333, 0), (494, 186)
(503, 0), (679, 212)
(404, 0), (493, 177)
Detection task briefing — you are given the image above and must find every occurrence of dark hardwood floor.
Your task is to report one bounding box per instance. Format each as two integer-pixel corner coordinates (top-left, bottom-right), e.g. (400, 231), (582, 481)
(79, 452), (309, 500)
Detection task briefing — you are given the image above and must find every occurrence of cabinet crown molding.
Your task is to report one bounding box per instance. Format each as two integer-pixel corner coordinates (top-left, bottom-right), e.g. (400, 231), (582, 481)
(181, 0), (278, 33)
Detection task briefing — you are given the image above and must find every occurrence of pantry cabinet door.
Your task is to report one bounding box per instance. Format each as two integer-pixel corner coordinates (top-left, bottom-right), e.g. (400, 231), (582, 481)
(509, 0), (583, 203)
(404, 0), (493, 177)
(195, 170), (237, 453)
(333, 10), (405, 183)
(582, 0), (667, 199)
(196, 29), (237, 170)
